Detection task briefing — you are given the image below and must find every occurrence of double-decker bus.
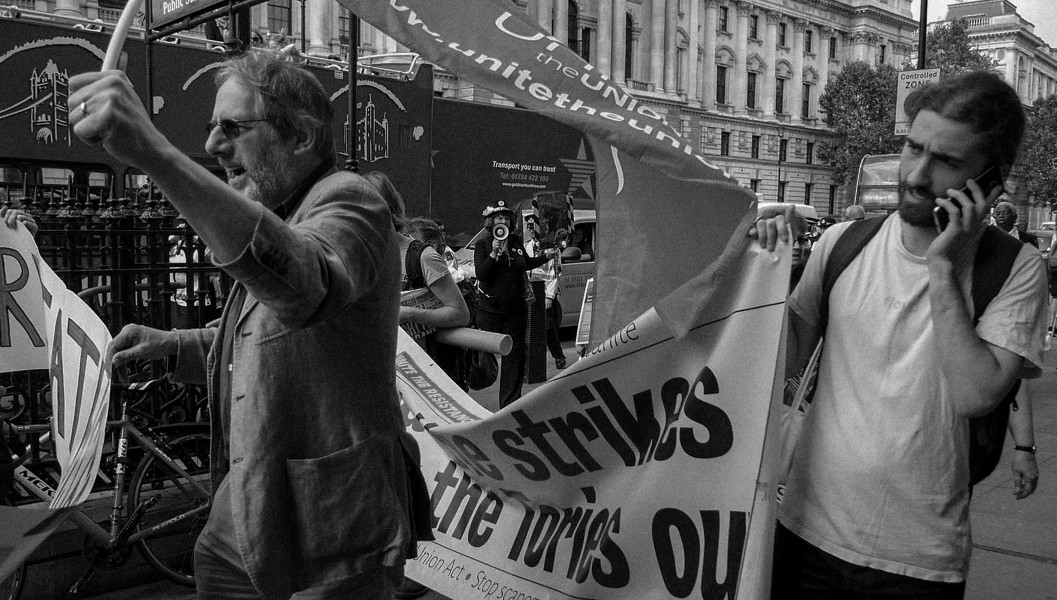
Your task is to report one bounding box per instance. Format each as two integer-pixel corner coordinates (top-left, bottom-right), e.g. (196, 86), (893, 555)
(853, 153), (900, 216)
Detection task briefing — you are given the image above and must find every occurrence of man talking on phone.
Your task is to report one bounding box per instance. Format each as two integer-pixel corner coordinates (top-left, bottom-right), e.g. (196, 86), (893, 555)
(755, 71), (1048, 598)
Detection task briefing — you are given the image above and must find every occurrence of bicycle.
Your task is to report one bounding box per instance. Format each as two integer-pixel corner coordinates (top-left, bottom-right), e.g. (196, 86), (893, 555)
(0, 379), (211, 600)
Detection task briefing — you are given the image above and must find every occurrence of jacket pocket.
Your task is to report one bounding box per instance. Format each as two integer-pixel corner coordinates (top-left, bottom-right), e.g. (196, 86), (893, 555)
(285, 436), (404, 587)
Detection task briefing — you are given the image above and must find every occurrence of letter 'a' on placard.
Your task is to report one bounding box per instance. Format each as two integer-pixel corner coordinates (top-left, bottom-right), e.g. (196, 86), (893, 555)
(895, 69), (940, 135)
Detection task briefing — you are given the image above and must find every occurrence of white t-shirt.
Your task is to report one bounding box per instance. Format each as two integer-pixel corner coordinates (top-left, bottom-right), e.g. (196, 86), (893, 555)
(782, 214), (1047, 582)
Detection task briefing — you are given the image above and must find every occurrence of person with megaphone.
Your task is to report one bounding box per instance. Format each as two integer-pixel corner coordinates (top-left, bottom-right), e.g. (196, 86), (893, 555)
(474, 201), (558, 407)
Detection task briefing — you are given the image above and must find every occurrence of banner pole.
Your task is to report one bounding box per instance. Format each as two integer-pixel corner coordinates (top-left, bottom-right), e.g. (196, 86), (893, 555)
(103, 0), (145, 71)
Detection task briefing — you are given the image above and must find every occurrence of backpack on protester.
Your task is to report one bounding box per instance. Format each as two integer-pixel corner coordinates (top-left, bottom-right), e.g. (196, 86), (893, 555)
(403, 239), (429, 292)
(794, 216), (1024, 488)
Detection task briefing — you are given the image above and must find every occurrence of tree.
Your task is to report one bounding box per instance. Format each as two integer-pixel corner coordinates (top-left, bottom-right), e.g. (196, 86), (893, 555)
(923, 19), (998, 77)
(1018, 95), (1057, 211)
(817, 61), (902, 186)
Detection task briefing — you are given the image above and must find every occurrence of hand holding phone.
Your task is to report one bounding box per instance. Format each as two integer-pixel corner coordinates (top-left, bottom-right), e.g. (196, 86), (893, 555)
(933, 164), (1003, 233)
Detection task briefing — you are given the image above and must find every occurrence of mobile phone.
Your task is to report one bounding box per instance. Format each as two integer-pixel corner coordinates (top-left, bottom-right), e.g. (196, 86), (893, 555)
(932, 165), (1004, 233)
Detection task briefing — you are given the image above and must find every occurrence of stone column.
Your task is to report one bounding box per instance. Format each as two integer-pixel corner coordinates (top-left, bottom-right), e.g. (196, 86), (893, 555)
(819, 26), (832, 94)
(598, 0), (613, 78)
(791, 19), (805, 121)
(664, 0), (678, 93)
(613, 0), (627, 83)
(701, 0), (718, 109)
(538, 0), (554, 33)
(687, 0), (700, 102)
(54, 0), (81, 18)
(763, 10), (779, 118)
(308, 0), (332, 57)
(651, 0), (665, 92)
(555, 0), (569, 46)
(733, 1), (751, 113)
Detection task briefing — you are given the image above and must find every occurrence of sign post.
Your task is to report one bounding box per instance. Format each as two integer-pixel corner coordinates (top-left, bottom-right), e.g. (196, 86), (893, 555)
(895, 69), (940, 135)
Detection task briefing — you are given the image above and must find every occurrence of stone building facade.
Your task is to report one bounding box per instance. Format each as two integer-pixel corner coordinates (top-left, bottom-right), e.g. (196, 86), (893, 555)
(28, 0), (921, 214)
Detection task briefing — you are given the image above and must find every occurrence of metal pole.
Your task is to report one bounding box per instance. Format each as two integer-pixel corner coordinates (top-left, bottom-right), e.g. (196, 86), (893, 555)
(344, 14), (359, 172)
(777, 125), (784, 202)
(300, 0), (306, 53)
(917, 0), (928, 69)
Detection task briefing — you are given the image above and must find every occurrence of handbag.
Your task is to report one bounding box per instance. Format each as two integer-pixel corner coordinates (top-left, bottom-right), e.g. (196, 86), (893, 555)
(466, 348), (498, 390)
(777, 337), (824, 503)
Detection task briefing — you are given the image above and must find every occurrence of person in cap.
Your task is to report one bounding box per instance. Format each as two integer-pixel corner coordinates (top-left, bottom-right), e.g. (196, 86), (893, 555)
(474, 200), (558, 407)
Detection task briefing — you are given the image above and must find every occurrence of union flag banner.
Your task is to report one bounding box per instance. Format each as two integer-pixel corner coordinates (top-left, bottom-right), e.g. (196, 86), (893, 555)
(337, 0), (755, 346)
(397, 219), (792, 600)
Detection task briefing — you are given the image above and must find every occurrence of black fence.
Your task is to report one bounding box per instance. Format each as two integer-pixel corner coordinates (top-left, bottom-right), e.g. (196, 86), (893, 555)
(1, 187), (222, 483)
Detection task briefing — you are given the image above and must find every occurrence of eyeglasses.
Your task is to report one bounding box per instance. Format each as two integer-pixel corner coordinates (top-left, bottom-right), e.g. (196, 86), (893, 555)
(205, 118), (270, 139)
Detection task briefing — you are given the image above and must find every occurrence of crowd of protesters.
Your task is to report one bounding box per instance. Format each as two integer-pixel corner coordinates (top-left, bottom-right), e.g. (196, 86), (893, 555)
(0, 35), (1050, 600)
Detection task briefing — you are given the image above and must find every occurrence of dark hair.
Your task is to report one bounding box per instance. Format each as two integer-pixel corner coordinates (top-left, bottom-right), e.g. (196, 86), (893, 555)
(405, 217), (445, 252)
(362, 171), (405, 230)
(215, 50), (335, 163)
(904, 70), (1025, 171)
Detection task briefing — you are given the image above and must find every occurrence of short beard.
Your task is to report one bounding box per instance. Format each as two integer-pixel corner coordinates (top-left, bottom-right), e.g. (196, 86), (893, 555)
(896, 180), (937, 229)
(241, 144), (295, 209)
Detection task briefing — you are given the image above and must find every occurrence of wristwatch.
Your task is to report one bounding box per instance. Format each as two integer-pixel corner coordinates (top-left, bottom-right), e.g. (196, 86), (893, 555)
(1014, 444), (1037, 455)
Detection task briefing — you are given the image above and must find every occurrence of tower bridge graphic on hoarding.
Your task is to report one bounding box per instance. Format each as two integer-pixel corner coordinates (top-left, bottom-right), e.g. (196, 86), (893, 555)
(343, 94), (390, 164)
(0, 59), (72, 147)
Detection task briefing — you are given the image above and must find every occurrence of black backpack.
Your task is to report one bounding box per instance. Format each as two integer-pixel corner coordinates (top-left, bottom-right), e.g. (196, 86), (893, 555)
(402, 239), (429, 291)
(818, 217), (1023, 487)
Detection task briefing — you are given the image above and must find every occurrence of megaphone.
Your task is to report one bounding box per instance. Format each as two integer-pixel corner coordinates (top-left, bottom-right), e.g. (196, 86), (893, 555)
(492, 224), (509, 241)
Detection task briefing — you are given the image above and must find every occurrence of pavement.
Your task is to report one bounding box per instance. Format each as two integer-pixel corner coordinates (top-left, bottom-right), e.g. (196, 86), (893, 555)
(13, 333), (1057, 599)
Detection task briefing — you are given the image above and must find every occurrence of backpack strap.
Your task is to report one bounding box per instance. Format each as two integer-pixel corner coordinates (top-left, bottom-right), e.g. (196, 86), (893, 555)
(970, 226), (1023, 323)
(819, 216), (887, 333)
(403, 239), (428, 291)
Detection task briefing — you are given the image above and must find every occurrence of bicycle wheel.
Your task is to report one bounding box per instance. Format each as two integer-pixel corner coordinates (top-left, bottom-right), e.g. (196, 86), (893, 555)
(0, 563), (25, 600)
(127, 432), (211, 587)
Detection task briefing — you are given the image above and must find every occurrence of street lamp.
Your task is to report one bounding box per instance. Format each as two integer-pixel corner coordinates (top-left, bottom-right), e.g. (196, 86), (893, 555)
(777, 123), (785, 202)
(299, 0), (306, 53)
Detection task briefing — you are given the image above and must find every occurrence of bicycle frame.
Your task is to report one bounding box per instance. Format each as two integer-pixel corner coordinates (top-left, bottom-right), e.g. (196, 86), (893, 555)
(8, 396), (210, 550)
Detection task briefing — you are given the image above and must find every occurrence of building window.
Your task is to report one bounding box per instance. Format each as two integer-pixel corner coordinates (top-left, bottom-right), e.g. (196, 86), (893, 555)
(625, 14), (634, 80)
(568, 1), (579, 50)
(747, 72), (757, 109)
(750, 179), (759, 192)
(806, 141), (814, 164)
(776, 78), (786, 113)
(830, 36), (838, 60)
(717, 65), (728, 104)
(805, 30), (813, 53)
(751, 135), (760, 158)
(802, 83), (811, 119)
(580, 28), (592, 62)
(779, 138), (788, 162)
(720, 131), (730, 156)
(268, 0), (291, 34)
(829, 185), (837, 209)
(778, 181), (787, 202)
(719, 6), (729, 32)
(338, 8), (349, 48)
(879, 44), (887, 64)
(779, 22), (787, 46)
(805, 183), (813, 203)
(750, 14), (759, 38)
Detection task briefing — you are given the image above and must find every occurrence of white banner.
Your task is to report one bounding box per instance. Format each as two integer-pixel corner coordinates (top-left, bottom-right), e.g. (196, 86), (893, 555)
(1, 225), (47, 372)
(0, 225), (112, 509)
(398, 225), (791, 600)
